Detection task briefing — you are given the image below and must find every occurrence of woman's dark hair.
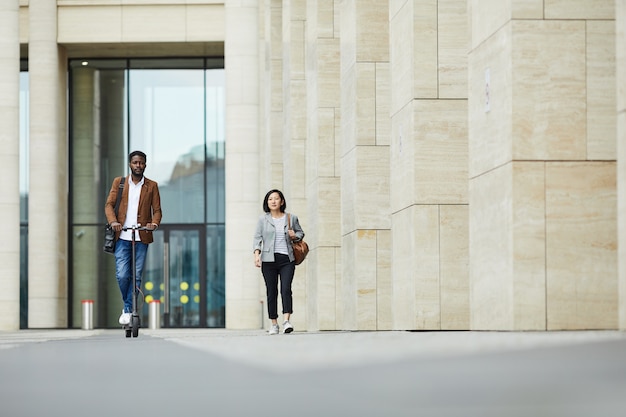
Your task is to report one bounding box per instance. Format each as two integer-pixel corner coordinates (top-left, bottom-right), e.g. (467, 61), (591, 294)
(129, 150), (147, 162)
(263, 189), (287, 213)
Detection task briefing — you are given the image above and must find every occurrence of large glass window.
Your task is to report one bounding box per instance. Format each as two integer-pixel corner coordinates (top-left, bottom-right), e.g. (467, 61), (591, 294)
(69, 58), (225, 328)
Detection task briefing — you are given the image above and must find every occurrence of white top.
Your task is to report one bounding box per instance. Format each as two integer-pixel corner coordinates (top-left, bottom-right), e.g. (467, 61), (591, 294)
(120, 176), (144, 241)
(272, 215), (289, 255)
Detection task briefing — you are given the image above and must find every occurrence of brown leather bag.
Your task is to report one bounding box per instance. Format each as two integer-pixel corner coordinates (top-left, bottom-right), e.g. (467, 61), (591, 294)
(287, 213), (309, 265)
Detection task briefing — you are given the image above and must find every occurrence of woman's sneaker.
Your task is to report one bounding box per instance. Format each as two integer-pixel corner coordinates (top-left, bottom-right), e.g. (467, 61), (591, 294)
(283, 320), (293, 333)
(268, 324), (280, 335)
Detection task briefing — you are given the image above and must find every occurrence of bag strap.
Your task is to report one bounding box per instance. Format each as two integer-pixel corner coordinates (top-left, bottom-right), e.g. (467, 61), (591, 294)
(113, 176), (125, 217)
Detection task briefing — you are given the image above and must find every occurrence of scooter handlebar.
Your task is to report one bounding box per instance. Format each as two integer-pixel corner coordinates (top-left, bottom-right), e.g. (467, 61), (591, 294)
(121, 225), (152, 231)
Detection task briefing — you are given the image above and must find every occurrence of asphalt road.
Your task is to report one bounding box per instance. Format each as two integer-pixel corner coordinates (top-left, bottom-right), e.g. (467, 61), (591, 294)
(1, 329), (625, 417)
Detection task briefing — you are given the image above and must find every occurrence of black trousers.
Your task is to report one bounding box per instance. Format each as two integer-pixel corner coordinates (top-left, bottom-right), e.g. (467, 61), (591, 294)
(261, 253), (295, 319)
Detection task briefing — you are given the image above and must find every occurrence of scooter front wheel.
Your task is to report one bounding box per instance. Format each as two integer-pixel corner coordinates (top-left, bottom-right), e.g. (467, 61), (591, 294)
(125, 328), (132, 338)
(131, 315), (140, 338)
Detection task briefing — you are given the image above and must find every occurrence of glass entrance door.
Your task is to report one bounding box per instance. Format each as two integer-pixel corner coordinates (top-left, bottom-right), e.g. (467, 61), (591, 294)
(142, 226), (206, 327)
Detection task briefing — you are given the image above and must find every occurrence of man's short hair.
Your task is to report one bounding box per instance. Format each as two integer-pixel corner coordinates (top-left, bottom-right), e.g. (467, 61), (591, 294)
(129, 150), (147, 162)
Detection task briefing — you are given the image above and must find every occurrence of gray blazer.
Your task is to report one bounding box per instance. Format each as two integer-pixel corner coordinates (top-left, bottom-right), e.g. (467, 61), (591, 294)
(253, 212), (305, 263)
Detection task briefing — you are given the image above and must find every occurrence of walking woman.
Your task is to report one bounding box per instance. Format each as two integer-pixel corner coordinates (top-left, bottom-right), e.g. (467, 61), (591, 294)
(253, 189), (305, 334)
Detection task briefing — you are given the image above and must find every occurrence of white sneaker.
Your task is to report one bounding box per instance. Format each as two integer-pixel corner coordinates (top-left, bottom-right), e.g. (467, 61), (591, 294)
(118, 310), (131, 325)
(283, 320), (294, 334)
(268, 324), (280, 335)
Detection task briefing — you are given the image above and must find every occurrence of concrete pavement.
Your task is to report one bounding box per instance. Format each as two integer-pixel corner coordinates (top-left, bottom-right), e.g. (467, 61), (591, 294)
(1, 328), (625, 417)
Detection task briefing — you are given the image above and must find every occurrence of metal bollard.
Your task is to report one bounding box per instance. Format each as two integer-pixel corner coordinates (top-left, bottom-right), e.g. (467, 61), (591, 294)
(81, 300), (94, 330)
(149, 300), (161, 329)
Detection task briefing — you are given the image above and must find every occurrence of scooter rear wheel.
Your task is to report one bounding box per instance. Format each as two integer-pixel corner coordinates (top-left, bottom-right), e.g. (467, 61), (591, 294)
(125, 328), (132, 338)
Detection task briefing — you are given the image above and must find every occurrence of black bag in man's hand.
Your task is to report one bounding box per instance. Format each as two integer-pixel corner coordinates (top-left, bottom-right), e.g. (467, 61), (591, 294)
(103, 176), (125, 254)
(103, 224), (116, 254)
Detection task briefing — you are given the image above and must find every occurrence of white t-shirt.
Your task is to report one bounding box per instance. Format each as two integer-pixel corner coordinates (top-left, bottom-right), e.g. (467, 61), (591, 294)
(120, 176), (144, 241)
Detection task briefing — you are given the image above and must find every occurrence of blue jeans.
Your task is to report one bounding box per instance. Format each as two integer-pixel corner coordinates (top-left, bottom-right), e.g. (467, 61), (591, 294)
(114, 239), (148, 313)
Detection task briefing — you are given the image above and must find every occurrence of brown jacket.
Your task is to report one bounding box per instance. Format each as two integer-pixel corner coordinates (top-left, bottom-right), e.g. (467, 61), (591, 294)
(104, 175), (162, 244)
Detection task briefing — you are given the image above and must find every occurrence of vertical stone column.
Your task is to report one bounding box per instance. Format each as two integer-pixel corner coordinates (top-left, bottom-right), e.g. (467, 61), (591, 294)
(28, 0), (68, 328)
(389, 0), (469, 331)
(340, 0), (390, 330)
(468, 1), (616, 330)
(282, 0), (308, 328)
(260, 0), (284, 189)
(0, 0), (20, 331)
(305, 0), (341, 330)
(224, 0), (261, 329)
(618, 0), (626, 331)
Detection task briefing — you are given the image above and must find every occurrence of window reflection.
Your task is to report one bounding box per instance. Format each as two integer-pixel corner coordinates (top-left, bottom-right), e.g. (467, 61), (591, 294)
(69, 59), (225, 328)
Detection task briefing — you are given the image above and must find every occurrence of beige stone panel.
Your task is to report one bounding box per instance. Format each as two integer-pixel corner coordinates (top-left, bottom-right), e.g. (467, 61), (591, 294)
(317, 246), (338, 330)
(511, 0), (543, 18)
(356, 62), (376, 146)
(123, 5), (184, 42)
(225, 154), (259, 213)
(290, 257), (307, 330)
(619, 111), (626, 329)
(390, 101), (414, 212)
(340, 0), (356, 75)
(414, 100), (468, 204)
(334, 108), (342, 175)
(57, 6), (123, 43)
(376, 63), (390, 146)
(226, 298), (264, 329)
(469, 0), (510, 51)
(414, 0), (438, 98)
(317, 177), (341, 246)
(317, 108), (337, 178)
(376, 229), (393, 330)
(355, 146), (391, 230)
(225, 105), (259, 153)
(341, 148), (356, 233)
(389, 0), (405, 19)
(290, 80), (307, 140)
(615, 0), (626, 111)
(512, 162), (546, 330)
(341, 230), (357, 330)
(470, 164), (514, 330)
(28, 299), (67, 328)
(512, 20), (586, 161)
(317, 38), (340, 108)
(440, 205), (469, 330)
(19, 4), (28, 43)
(305, 239), (319, 331)
(391, 207), (416, 329)
(438, 0), (468, 99)
(271, 59), (283, 111)
(287, 20), (306, 80)
(468, 23), (512, 178)
(270, 2), (283, 60)
(546, 162), (617, 330)
(545, 0), (614, 19)
(587, 20), (616, 160)
(355, 0), (389, 62)
(414, 205), (441, 330)
(341, 67), (357, 157)
(186, 5), (225, 41)
(389, 0), (413, 114)
(355, 230), (378, 330)
(317, 0), (335, 39)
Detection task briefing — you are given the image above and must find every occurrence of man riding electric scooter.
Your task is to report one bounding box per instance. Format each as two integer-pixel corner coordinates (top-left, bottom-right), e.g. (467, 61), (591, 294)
(105, 150), (162, 337)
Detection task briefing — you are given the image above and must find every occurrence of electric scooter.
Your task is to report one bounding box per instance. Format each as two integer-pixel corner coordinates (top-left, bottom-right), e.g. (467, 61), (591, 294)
(121, 225), (149, 338)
